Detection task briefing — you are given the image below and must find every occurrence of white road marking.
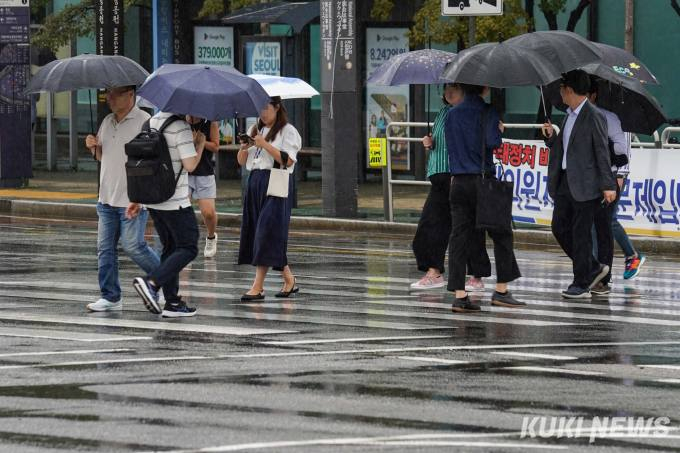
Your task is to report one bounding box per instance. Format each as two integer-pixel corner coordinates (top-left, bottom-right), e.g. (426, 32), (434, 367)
(143, 432), (565, 453)
(197, 308), (447, 331)
(260, 335), (454, 345)
(241, 302), (578, 327)
(213, 340), (680, 360)
(0, 355), (212, 370)
(396, 356), (469, 365)
(0, 327), (151, 342)
(0, 348), (132, 358)
(0, 313), (296, 336)
(490, 352), (578, 361)
(640, 364), (680, 371)
(656, 378), (680, 384)
(503, 366), (604, 376)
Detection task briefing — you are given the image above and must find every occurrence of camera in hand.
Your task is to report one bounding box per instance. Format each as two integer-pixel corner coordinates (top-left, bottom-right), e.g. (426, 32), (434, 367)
(239, 133), (254, 144)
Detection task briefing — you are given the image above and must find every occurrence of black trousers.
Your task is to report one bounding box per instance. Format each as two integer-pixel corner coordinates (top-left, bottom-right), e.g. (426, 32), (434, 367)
(551, 174), (601, 288)
(148, 207), (199, 304)
(447, 175), (520, 291)
(412, 173), (490, 276)
(593, 172), (620, 285)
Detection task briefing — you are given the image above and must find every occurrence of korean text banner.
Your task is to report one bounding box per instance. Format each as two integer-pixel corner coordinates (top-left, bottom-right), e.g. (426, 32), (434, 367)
(496, 139), (680, 238)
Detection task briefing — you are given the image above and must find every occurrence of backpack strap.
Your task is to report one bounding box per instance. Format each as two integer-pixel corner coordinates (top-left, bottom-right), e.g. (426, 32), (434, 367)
(142, 119), (151, 133)
(158, 114), (183, 133)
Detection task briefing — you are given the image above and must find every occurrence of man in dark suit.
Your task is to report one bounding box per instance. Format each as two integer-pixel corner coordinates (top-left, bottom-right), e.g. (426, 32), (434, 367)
(542, 70), (617, 299)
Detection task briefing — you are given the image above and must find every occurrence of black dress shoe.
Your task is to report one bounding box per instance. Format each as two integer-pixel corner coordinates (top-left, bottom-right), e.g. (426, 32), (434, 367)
(241, 292), (264, 301)
(275, 278), (299, 298)
(451, 296), (481, 313)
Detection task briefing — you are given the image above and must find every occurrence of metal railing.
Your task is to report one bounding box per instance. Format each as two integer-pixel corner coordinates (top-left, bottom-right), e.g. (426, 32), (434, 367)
(383, 122), (560, 222)
(660, 127), (680, 149)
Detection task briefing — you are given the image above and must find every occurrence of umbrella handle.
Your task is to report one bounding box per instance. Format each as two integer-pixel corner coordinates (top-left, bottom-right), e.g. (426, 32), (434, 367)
(88, 90), (95, 135)
(539, 86), (549, 121)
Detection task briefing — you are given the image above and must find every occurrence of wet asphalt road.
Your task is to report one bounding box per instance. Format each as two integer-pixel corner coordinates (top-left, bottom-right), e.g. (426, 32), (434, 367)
(0, 213), (679, 452)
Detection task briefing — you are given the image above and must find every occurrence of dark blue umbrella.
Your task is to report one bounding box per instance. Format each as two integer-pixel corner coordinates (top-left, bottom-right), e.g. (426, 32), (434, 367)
(366, 49), (456, 86)
(137, 64), (270, 121)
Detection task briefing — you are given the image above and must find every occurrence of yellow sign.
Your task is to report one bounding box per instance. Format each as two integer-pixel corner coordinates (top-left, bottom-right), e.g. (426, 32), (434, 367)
(368, 138), (387, 168)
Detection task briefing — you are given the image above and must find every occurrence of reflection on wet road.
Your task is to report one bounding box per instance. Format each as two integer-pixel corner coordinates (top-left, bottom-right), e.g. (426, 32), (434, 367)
(0, 214), (679, 451)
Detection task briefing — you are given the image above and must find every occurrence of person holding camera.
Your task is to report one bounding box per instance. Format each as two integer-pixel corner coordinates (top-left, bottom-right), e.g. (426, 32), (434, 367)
(237, 97), (302, 301)
(186, 116), (221, 258)
(84, 85), (160, 312)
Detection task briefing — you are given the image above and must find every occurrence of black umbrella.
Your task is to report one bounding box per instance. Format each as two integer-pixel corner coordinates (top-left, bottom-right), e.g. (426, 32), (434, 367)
(589, 42), (659, 85)
(441, 42), (563, 88)
(505, 31), (602, 75)
(543, 68), (667, 135)
(25, 54), (150, 133)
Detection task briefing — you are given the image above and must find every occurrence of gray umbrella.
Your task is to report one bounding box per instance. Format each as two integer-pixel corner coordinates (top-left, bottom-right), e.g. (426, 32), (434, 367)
(504, 31), (602, 75)
(441, 42), (563, 88)
(25, 54), (149, 93)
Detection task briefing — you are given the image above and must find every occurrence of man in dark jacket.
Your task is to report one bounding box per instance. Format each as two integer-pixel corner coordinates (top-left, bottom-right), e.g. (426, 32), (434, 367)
(542, 70), (617, 299)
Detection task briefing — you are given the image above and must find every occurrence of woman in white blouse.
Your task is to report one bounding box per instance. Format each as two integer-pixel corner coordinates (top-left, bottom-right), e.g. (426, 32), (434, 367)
(237, 97), (302, 301)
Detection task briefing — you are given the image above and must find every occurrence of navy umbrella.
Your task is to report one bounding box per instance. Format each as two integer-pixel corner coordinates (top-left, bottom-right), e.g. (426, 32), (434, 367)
(366, 49), (456, 85)
(367, 49), (456, 134)
(137, 64), (270, 121)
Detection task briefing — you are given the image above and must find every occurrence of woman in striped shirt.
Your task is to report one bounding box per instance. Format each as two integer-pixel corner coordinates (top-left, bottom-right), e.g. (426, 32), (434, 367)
(410, 83), (465, 290)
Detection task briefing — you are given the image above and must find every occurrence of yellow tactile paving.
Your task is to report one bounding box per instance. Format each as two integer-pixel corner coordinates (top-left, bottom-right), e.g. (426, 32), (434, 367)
(0, 190), (97, 200)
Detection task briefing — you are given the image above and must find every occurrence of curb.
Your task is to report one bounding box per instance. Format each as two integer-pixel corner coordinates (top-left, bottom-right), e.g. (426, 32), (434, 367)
(2, 198), (679, 256)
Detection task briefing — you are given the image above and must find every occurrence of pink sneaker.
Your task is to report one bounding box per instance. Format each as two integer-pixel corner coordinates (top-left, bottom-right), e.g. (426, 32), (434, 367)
(465, 277), (484, 292)
(410, 274), (446, 290)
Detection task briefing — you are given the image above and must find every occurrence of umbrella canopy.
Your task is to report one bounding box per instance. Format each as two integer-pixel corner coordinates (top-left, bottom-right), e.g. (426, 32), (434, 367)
(248, 74), (319, 99)
(137, 64), (270, 121)
(543, 69), (667, 135)
(25, 54), (149, 93)
(367, 49), (457, 86)
(586, 42), (659, 85)
(222, 1), (319, 34)
(441, 42), (563, 88)
(504, 31), (602, 75)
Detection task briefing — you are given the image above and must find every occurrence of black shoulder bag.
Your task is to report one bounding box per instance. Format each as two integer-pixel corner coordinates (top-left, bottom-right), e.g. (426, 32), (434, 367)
(474, 105), (514, 232)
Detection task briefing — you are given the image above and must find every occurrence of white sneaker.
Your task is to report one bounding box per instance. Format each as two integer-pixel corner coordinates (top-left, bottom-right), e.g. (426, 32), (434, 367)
(410, 274), (446, 290)
(204, 234), (217, 258)
(87, 298), (123, 312)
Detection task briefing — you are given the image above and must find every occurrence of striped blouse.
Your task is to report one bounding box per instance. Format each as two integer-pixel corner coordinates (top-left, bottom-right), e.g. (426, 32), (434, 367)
(426, 106), (452, 178)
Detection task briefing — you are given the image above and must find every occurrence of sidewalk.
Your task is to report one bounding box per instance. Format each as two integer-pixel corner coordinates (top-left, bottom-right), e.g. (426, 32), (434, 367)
(1, 170), (679, 255)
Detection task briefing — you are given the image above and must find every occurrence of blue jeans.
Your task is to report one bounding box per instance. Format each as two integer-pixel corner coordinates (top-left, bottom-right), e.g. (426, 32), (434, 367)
(97, 203), (160, 302)
(147, 207), (199, 304)
(612, 199), (636, 258)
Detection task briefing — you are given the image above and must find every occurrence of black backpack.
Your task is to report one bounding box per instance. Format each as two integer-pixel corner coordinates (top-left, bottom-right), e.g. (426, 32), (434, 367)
(125, 115), (184, 204)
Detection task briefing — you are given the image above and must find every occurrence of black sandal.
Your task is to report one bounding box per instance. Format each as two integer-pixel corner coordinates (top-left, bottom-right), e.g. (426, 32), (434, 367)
(241, 291), (264, 301)
(275, 278), (299, 298)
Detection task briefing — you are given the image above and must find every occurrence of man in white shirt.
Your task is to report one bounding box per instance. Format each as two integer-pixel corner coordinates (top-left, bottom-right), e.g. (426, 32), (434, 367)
(84, 85), (159, 312)
(127, 111), (206, 318)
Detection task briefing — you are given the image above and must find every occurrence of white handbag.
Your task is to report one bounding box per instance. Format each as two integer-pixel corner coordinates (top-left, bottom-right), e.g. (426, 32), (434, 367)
(266, 167), (289, 198)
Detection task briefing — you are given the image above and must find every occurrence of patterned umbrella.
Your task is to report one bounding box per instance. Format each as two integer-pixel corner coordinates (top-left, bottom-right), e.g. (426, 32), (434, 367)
(367, 49), (457, 86)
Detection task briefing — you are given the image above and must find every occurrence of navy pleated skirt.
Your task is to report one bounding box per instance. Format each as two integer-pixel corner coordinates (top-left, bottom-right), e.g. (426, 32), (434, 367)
(238, 169), (293, 271)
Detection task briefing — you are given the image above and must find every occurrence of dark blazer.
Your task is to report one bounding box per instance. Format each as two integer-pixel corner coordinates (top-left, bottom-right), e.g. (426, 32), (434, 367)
(545, 100), (617, 202)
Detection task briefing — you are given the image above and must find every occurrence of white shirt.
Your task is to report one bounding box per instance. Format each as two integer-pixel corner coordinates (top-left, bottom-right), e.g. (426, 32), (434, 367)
(245, 123), (301, 174)
(97, 106), (150, 208)
(595, 106), (631, 175)
(562, 97), (588, 170)
(145, 112), (197, 211)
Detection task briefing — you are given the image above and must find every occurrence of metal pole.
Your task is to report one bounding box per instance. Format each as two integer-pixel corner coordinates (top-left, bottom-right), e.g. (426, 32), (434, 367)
(468, 16), (476, 47)
(69, 91), (78, 170)
(46, 92), (56, 171)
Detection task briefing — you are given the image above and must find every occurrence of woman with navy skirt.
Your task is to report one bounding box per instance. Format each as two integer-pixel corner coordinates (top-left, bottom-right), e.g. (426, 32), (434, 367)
(237, 97), (302, 301)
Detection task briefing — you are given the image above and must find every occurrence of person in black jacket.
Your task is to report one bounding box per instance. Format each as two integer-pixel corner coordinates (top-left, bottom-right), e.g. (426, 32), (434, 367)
(542, 70), (617, 299)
